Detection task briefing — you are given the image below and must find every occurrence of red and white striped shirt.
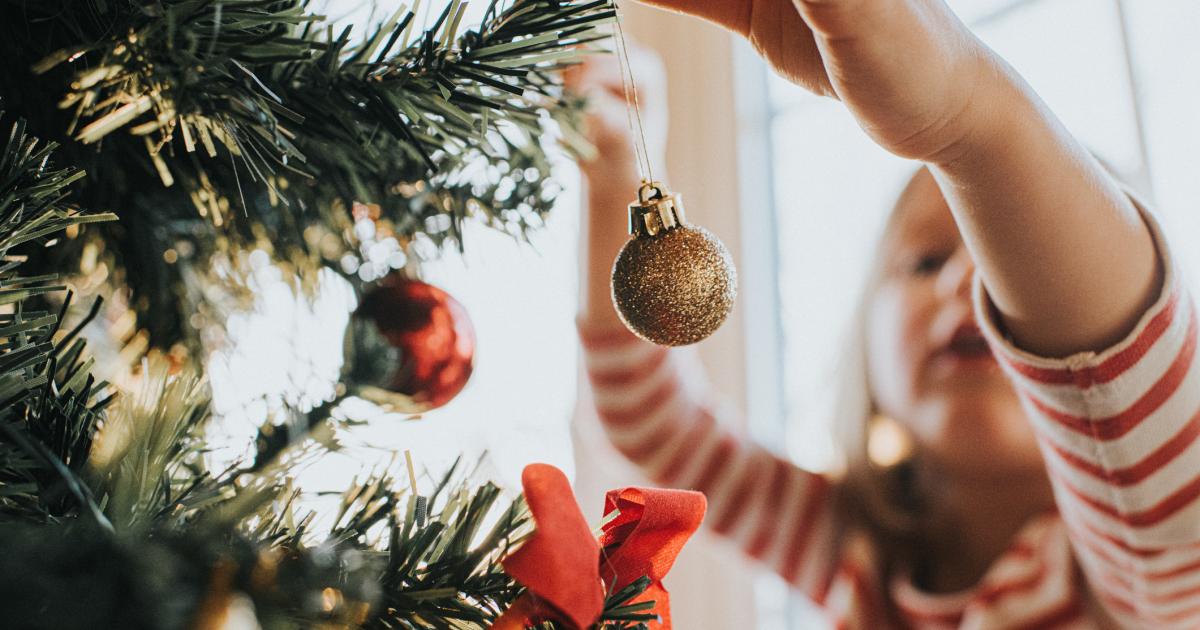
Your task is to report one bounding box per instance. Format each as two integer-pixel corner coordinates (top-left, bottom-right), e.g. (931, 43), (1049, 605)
(579, 210), (1200, 629)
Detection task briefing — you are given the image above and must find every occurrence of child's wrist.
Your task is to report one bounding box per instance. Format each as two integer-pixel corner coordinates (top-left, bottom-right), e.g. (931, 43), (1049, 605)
(927, 54), (1029, 169)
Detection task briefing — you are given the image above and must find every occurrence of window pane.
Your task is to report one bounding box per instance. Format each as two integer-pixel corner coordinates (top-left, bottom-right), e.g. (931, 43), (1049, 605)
(973, 0), (1142, 174)
(950, 0), (1035, 22)
(769, 100), (912, 471)
(1122, 2), (1200, 276)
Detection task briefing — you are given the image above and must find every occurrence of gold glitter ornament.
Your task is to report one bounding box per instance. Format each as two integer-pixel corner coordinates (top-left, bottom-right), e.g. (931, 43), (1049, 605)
(611, 182), (737, 346)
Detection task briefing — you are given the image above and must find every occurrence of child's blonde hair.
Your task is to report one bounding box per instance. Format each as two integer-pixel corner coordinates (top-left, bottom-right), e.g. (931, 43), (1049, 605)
(829, 172), (925, 544)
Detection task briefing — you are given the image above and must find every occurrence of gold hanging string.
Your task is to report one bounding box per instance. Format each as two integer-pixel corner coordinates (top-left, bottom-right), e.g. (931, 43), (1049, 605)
(611, 4), (655, 185)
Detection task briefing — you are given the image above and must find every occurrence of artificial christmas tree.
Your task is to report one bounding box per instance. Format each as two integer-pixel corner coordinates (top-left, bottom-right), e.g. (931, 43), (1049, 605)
(0, 1), (703, 627)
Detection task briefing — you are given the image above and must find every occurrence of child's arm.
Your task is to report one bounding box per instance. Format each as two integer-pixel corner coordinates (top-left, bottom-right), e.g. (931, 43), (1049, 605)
(975, 206), (1200, 628)
(578, 322), (840, 599)
(635, 0), (1160, 358)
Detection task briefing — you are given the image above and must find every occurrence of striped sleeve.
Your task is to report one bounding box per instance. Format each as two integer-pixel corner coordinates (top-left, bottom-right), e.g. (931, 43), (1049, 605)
(973, 205), (1200, 628)
(578, 321), (841, 600)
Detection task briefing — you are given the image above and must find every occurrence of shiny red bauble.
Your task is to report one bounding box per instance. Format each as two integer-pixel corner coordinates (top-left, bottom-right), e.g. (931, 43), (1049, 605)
(355, 276), (475, 413)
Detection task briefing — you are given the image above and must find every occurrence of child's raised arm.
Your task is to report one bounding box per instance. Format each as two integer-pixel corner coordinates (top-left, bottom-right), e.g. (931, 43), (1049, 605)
(637, 0), (1161, 358)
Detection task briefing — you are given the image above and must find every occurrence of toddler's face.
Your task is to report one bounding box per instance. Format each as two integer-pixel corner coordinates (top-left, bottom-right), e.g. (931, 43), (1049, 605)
(864, 169), (1043, 474)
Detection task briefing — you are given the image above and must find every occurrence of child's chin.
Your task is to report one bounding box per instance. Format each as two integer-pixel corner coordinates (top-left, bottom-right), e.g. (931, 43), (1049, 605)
(928, 350), (1003, 381)
(927, 420), (1044, 475)
(928, 401), (1041, 465)
(924, 367), (1013, 407)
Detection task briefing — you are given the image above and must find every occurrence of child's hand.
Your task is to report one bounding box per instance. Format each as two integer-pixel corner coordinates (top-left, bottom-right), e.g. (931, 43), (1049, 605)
(640, 0), (998, 163)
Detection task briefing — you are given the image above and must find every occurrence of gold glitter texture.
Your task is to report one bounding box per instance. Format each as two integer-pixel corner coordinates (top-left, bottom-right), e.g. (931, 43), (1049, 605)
(611, 224), (737, 346)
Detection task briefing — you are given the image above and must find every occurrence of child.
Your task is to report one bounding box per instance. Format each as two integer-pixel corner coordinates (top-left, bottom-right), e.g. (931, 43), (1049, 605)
(572, 1), (1199, 628)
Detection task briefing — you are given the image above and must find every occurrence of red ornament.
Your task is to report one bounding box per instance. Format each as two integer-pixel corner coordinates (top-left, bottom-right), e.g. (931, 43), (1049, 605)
(356, 275), (475, 413)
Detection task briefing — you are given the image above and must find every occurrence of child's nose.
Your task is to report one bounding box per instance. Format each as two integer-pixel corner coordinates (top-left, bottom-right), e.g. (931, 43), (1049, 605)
(936, 246), (975, 299)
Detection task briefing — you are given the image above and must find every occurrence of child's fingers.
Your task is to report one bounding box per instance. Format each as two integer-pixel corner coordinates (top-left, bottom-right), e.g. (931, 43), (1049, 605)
(564, 64), (625, 106)
(562, 62), (584, 89)
(564, 55), (622, 93)
(585, 87), (631, 118)
(579, 89), (635, 142)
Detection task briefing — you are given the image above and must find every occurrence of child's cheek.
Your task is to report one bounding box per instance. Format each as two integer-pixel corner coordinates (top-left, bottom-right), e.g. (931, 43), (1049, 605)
(865, 281), (931, 417)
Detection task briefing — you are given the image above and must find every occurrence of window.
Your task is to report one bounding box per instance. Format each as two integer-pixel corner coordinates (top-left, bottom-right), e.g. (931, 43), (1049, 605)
(738, 1), (1200, 627)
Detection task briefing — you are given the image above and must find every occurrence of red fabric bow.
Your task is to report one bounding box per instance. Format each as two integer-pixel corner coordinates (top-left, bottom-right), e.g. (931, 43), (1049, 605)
(491, 464), (706, 630)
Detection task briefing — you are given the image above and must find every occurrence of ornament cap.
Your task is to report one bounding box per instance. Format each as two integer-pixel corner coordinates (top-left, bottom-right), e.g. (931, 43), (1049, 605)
(628, 181), (686, 238)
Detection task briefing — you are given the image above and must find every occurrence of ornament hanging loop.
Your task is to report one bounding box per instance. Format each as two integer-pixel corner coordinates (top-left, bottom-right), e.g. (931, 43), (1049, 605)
(628, 181), (686, 238)
(607, 2), (737, 347)
(636, 181), (666, 204)
(612, 2), (655, 184)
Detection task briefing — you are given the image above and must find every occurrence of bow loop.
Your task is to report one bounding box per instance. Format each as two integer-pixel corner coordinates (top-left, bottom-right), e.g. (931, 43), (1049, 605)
(499, 464), (603, 629)
(491, 465), (705, 630)
(600, 487), (706, 588)
(598, 487), (706, 629)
